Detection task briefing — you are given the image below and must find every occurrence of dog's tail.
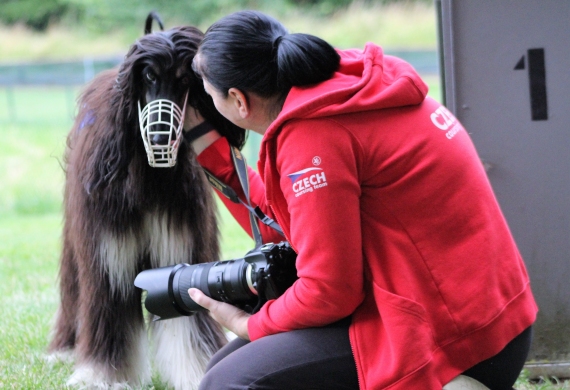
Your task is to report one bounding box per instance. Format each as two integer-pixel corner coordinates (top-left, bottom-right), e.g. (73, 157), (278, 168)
(145, 11), (164, 35)
(151, 312), (227, 390)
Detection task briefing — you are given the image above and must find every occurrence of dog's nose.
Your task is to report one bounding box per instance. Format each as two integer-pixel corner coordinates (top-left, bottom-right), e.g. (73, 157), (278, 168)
(151, 133), (172, 145)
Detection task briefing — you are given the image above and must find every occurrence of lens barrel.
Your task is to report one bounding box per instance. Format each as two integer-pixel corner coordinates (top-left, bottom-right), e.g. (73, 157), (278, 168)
(135, 258), (259, 320)
(177, 259), (257, 310)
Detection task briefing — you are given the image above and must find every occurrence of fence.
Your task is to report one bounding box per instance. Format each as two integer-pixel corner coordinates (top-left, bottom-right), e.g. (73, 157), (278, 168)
(0, 56), (123, 123)
(0, 50), (438, 87)
(0, 56), (123, 86)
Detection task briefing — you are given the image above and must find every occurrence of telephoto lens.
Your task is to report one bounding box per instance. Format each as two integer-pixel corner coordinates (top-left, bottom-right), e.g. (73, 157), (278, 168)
(134, 242), (297, 320)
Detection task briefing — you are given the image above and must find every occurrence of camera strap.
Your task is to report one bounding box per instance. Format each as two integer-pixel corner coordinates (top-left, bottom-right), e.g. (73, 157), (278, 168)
(201, 146), (284, 248)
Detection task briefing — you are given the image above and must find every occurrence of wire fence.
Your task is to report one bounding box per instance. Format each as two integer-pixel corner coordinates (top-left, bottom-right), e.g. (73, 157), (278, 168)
(0, 56), (123, 86)
(0, 50), (438, 86)
(0, 56), (123, 123)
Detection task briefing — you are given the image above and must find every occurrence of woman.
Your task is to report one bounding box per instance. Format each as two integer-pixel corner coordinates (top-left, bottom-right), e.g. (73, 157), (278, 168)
(186, 10), (537, 390)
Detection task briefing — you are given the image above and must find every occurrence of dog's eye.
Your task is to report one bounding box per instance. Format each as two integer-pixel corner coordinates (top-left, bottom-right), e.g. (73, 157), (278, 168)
(180, 76), (190, 85)
(146, 71), (156, 83)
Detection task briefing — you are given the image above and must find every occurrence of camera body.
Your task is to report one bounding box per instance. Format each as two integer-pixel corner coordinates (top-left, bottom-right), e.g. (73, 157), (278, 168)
(134, 242), (297, 320)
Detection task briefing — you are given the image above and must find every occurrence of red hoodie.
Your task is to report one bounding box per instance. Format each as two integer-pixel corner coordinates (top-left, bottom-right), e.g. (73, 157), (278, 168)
(197, 43), (537, 390)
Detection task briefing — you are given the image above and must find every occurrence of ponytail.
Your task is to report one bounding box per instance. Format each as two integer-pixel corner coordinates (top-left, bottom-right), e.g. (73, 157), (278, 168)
(195, 11), (340, 98)
(275, 33), (340, 91)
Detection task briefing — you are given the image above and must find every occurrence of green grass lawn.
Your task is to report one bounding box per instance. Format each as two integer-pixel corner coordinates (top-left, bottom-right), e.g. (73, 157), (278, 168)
(0, 84), (566, 389)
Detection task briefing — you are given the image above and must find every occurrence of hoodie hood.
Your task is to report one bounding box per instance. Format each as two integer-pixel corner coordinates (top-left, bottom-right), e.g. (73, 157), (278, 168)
(263, 43), (429, 142)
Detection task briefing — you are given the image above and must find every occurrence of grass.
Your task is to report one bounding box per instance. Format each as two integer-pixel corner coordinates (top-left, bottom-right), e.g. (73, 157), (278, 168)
(0, 214), (72, 389)
(1, 121), (66, 216)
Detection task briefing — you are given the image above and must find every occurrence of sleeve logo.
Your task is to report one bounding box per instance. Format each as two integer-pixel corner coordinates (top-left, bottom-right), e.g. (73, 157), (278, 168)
(287, 167), (328, 197)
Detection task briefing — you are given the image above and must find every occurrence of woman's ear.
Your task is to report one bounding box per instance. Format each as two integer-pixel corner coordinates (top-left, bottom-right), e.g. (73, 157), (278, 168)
(228, 88), (250, 119)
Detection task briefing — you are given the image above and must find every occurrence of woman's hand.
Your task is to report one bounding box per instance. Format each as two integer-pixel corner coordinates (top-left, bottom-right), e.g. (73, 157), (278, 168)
(189, 288), (251, 340)
(184, 105), (205, 130)
(183, 106), (221, 155)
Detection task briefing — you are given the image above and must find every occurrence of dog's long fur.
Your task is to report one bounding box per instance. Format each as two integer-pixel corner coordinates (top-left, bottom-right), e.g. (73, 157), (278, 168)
(48, 23), (246, 389)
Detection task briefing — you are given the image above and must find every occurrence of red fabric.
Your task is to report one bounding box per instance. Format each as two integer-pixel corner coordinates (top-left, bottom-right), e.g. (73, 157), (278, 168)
(198, 43), (537, 390)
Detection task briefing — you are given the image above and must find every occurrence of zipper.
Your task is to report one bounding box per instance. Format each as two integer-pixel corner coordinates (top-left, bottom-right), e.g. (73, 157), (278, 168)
(349, 326), (365, 390)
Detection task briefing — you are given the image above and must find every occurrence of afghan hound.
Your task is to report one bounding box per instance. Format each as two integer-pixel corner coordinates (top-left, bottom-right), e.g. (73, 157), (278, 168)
(48, 14), (246, 389)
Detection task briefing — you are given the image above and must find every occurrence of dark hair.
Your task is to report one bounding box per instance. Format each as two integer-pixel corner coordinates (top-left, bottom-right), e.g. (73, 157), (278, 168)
(194, 10), (340, 99)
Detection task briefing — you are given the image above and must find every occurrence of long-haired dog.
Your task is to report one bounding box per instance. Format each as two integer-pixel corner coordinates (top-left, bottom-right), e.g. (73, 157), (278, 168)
(48, 14), (246, 389)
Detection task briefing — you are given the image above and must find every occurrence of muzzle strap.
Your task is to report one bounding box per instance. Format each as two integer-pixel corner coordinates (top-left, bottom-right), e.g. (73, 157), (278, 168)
(184, 121), (216, 144)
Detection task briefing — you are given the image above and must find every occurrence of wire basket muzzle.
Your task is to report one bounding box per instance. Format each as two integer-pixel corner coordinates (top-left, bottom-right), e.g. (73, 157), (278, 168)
(138, 93), (188, 168)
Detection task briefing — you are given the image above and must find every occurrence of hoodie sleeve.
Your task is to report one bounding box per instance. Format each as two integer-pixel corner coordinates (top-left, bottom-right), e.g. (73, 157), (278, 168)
(248, 118), (366, 339)
(196, 137), (284, 244)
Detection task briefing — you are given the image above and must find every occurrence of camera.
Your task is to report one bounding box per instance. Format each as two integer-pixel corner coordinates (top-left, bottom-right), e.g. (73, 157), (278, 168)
(134, 241), (297, 320)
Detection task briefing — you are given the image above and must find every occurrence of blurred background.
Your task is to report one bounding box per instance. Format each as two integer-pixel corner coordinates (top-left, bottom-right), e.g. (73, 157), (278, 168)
(0, 0), (439, 122)
(0, 0), (440, 223)
(2, 2), (568, 388)
(0, 1), (440, 387)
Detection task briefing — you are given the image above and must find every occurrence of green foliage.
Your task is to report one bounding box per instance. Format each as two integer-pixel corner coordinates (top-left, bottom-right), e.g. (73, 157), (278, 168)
(287, 0), (431, 16)
(0, 1), (439, 61)
(0, 0), (76, 30)
(0, 0), (291, 32)
(287, 0), (352, 15)
(68, 0), (294, 34)
(0, 0), (433, 32)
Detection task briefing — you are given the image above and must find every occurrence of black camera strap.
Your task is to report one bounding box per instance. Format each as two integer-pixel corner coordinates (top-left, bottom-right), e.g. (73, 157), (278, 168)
(201, 145), (284, 248)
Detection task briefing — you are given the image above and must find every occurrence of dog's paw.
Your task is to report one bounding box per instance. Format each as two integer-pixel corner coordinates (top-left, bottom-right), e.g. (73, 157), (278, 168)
(45, 349), (75, 365)
(66, 364), (144, 390)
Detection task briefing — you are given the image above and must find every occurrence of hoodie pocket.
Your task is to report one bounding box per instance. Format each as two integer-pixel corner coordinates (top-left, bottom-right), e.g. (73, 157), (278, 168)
(365, 282), (437, 381)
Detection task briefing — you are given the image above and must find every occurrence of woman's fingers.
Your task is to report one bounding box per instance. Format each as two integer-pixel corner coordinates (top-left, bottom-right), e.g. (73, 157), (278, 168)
(189, 288), (251, 340)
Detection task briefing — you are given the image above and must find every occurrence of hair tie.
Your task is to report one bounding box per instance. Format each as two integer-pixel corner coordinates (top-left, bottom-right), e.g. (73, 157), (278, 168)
(272, 35), (284, 51)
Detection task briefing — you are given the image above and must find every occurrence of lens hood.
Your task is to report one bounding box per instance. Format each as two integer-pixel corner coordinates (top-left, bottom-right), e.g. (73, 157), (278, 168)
(134, 264), (191, 320)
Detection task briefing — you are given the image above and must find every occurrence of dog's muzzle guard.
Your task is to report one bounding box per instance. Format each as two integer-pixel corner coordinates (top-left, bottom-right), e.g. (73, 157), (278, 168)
(138, 93), (188, 168)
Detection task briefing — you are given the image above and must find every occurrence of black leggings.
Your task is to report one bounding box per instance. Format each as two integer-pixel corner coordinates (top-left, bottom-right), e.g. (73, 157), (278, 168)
(199, 318), (532, 390)
(462, 325), (533, 389)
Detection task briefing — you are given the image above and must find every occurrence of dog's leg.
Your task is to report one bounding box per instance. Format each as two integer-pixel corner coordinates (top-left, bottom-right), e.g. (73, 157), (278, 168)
(69, 278), (151, 388)
(145, 212), (227, 389)
(68, 235), (152, 388)
(47, 230), (79, 362)
(150, 312), (227, 390)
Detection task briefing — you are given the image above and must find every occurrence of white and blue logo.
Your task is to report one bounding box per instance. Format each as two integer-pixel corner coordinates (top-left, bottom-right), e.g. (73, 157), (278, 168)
(287, 167), (328, 197)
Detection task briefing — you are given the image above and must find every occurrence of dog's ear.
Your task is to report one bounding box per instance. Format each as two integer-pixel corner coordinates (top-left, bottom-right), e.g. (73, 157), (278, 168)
(83, 47), (144, 194)
(170, 25), (248, 150)
(83, 127), (132, 195)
